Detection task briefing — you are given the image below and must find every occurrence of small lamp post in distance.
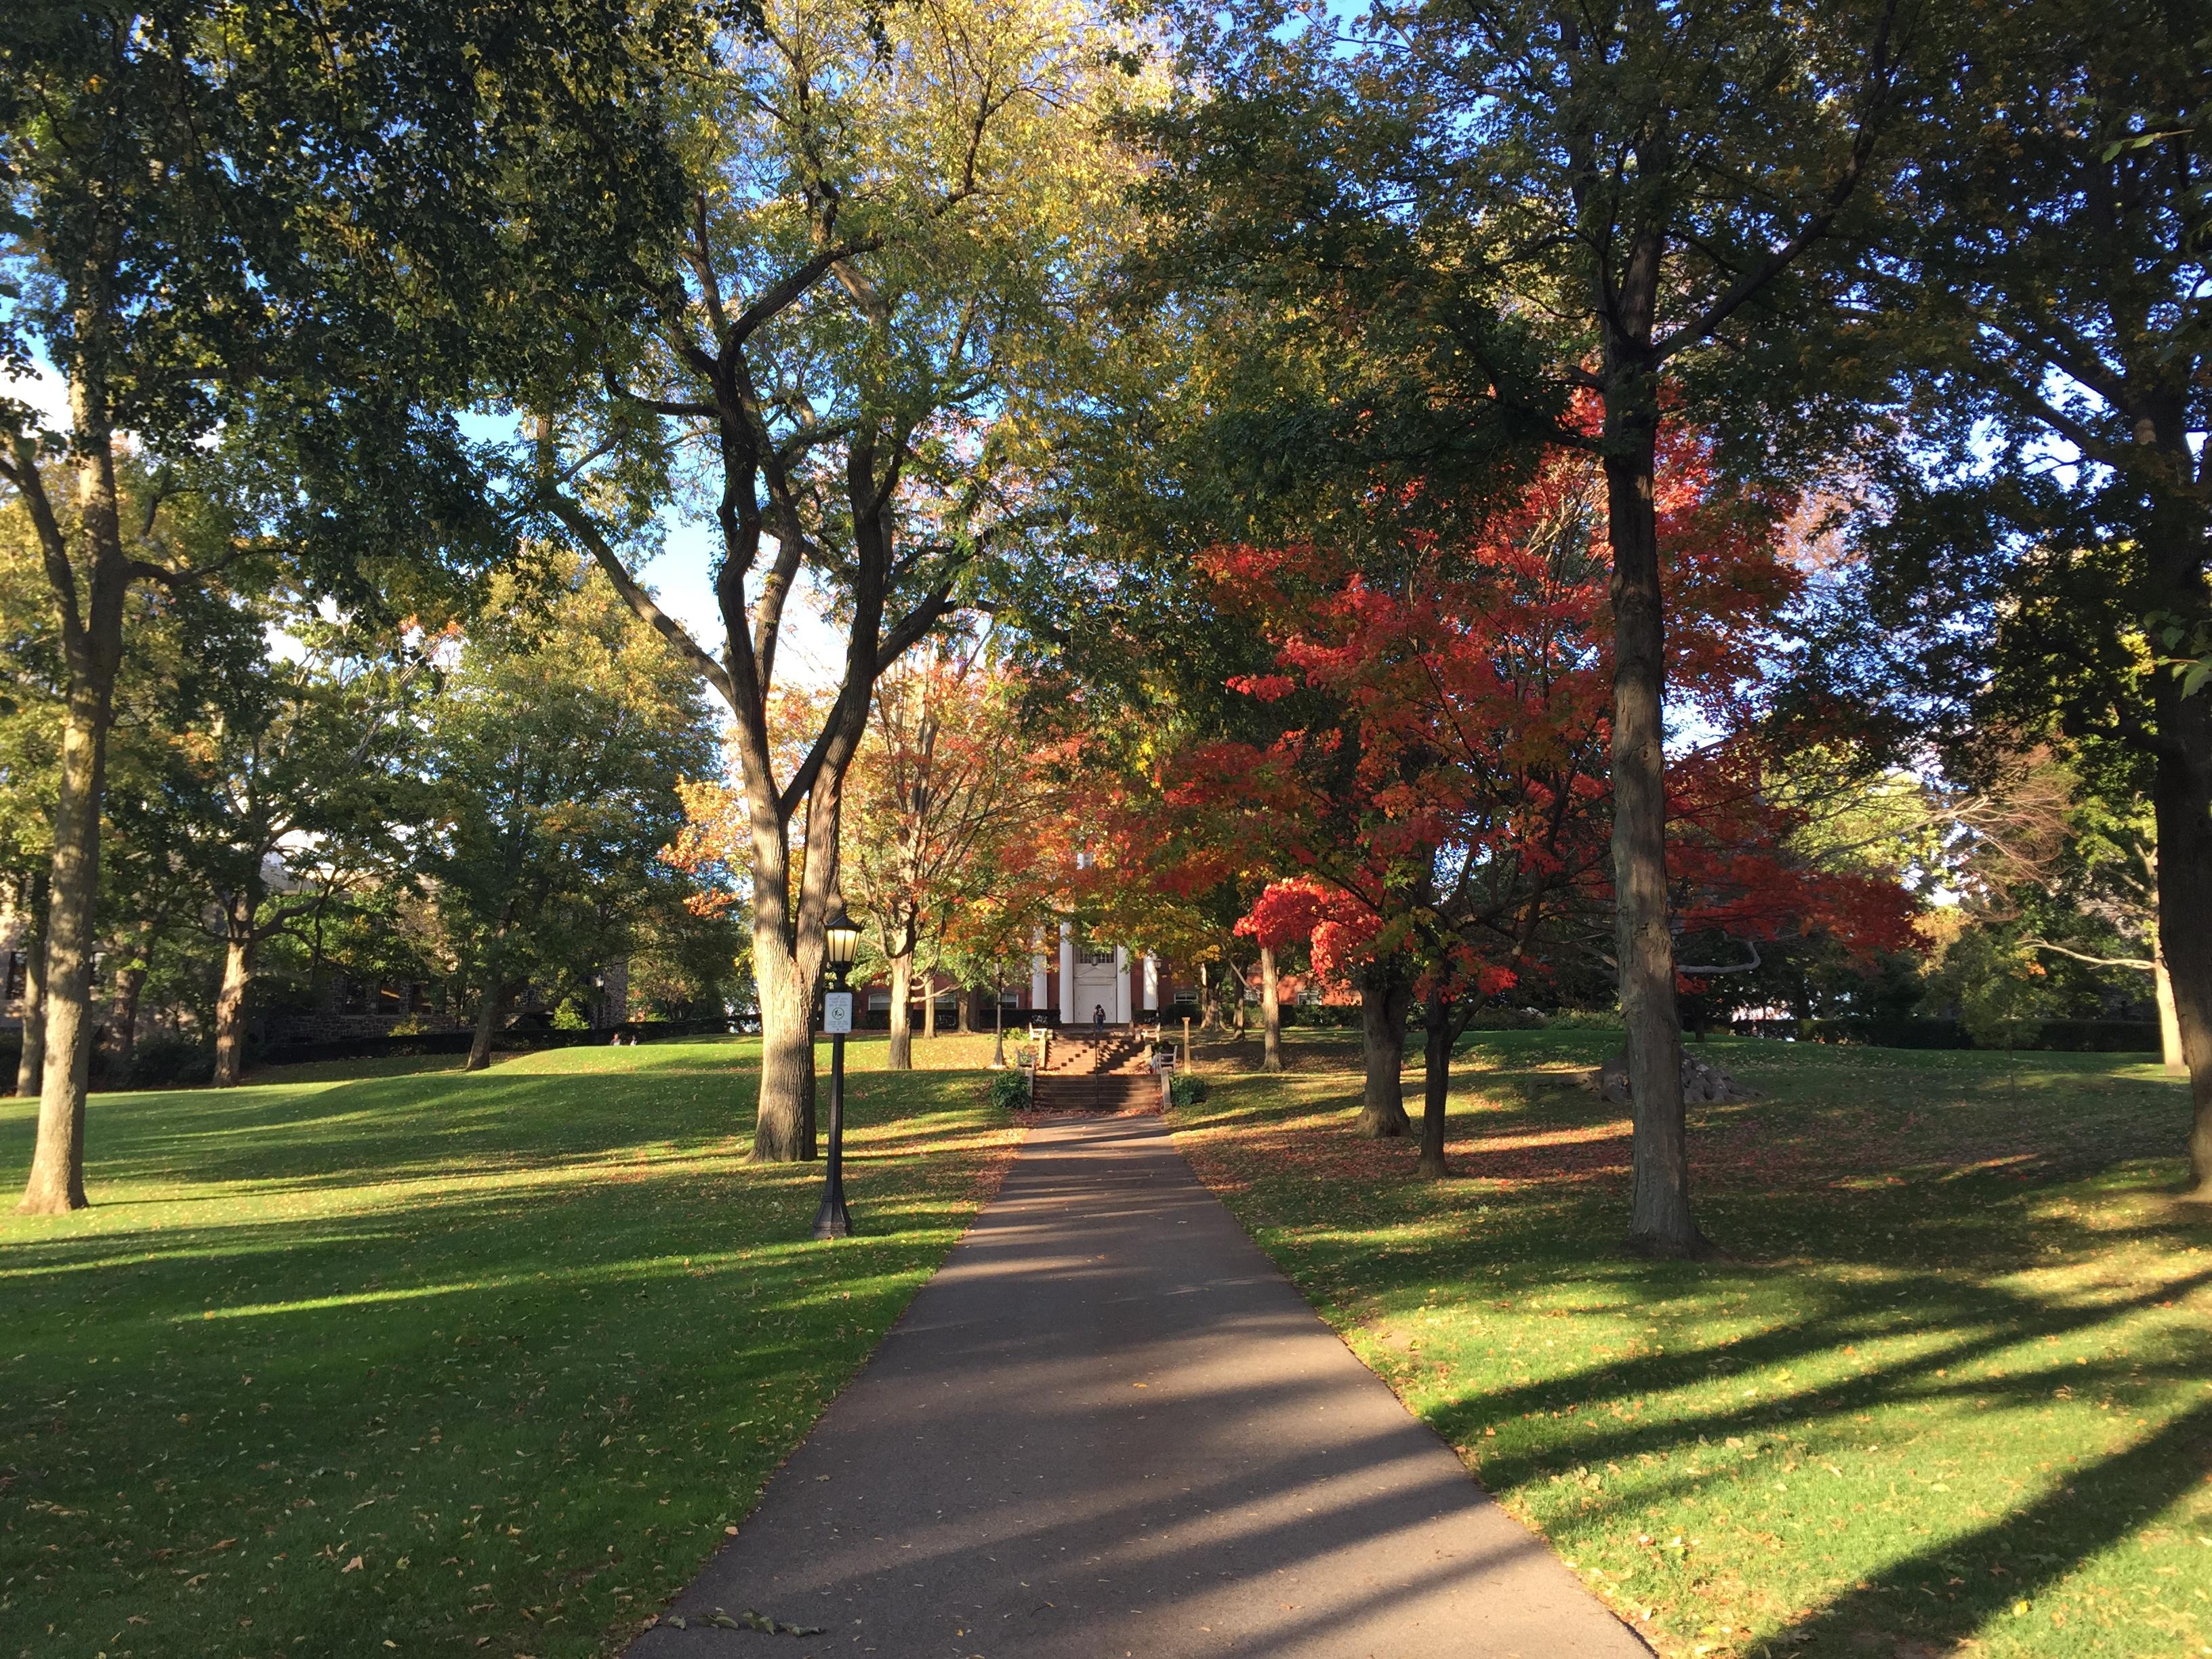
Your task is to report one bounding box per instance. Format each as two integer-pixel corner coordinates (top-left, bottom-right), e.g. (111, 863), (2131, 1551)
(814, 902), (861, 1240)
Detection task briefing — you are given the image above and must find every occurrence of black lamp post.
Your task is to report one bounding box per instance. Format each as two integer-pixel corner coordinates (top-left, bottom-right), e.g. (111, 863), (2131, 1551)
(813, 903), (861, 1240)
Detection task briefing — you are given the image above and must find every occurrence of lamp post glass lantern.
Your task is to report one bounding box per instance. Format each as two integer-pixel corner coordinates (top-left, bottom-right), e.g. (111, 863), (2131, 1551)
(815, 905), (861, 1240)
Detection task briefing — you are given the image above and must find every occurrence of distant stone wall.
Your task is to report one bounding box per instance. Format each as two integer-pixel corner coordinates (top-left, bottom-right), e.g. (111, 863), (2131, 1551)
(264, 1009), (472, 1045)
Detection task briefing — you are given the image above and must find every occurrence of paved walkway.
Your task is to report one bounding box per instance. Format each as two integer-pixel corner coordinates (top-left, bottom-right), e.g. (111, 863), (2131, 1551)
(630, 1116), (1648, 1659)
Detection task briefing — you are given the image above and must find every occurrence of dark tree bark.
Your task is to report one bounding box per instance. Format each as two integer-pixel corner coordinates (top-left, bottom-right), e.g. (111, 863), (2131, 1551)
(1418, 988), (1454, 1179)
(2146, 529), (2212, 1199)
(1356, 966), (1412, 1138)
(103, 917), (150, 1065)
(14, 874), (49, 1097)
(1601, 397), (1707, 1256)
(466, 926), (512, 1073)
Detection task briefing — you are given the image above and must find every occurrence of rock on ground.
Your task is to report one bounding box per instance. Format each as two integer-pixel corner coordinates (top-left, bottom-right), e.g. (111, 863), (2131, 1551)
(1582, 1048), (1761, 1103)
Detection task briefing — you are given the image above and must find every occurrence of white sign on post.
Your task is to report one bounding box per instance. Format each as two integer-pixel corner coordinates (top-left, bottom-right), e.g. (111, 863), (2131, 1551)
(823, 990), (855, 1035)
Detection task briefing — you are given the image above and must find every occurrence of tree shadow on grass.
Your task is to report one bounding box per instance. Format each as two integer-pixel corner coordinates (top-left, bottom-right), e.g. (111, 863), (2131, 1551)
(1181, 1040), (2212, 1654)
(1368, 1253), (2212, 1656)
(5, 1053), (994, 1206)
(1755, 1397), (2212, 1656)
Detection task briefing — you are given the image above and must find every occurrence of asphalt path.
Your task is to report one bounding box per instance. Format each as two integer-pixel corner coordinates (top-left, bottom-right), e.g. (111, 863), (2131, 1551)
(628, 1113), (1650, 1659)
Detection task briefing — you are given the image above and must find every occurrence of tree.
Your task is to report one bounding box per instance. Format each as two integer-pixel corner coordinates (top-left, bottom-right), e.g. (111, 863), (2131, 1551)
(117, 603), (419, 1085)
(1143, 0), (1913, 1246)
(1, 1), (670, 1210)
(1189, 458), (1613, 1166)
(939, 885), (1056, 1067)
(526, 0), (1145, 1157)
(842, 649), (1037, 1068)
(424, 564), (720, 1071)
(1835, 1), (2212, 1193)
(1186, 443), (1913, 1175)
(1928, 748), (2173, 1058)
(0, 488), (60, 1093)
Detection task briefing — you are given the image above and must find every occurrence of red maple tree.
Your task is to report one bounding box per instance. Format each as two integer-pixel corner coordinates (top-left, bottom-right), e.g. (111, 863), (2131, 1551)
(1177, 435), (1913, 1176)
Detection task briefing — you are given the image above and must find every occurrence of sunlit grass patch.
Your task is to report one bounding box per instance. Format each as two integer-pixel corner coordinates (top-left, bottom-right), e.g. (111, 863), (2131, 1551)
(1, 1037), (1017, 1658)
(1172, 1029), (2212, 1659)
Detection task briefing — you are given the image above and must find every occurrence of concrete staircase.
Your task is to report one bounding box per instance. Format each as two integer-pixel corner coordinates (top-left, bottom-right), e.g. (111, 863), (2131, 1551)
(1031, 1031), (1160, 1114)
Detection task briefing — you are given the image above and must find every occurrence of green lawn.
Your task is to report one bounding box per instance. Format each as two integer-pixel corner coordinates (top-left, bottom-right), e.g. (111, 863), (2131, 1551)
(1, 1033), (1017, 1659)
(1170, 1029), (2212, 1659)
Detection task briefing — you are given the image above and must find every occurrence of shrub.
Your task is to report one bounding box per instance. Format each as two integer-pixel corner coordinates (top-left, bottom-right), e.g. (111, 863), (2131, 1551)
(1795, 1017), (2156, 1053)
(1462, 1005), (1546, 1031)
(988, 1069), (1031, 1112)
(1544, 1008), (1623, 1029)
(1167, 1071), (1209, 1107)
(115, 1038), (214, 1090)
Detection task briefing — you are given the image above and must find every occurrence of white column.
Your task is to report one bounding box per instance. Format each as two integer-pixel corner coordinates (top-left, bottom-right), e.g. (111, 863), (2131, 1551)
(1113, 947), (1132, 1025)
(1059, 921), (1076, 1025)
(1142, 955), (1160, 1012)
(1030, 927), (1047, 1011)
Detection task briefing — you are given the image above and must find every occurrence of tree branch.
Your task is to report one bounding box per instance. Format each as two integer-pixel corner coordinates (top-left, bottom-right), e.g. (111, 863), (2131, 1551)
(2, 429), (83, 643)
(1653, 0), (1902, 363)
(538, 488), (737, 705)
(2022, 938), (2153, 973)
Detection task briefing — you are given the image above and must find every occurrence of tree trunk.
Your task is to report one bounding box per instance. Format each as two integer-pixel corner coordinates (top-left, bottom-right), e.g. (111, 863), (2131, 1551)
(2150, 649), (2212, 1200)
(1356, 969), (1412, 1137)
(211, 915), (253, 1087)
(1198, 962), (1216, 1031)
(924, 967), (939, 1042)
(1260, 945), (1284, 1073)
(20, 696), (111, 1213)
(18, 371), (130, 1215)
(956, 987), (970, 1034)
(104, 914), (150, 1065)
(466, 928), (508, 1073)
(14, 873), (48, 1097)
(887, 951), (914, 1070)
(991, 988), (1006, 1069)
(467, 981), (502, 1071)
(2155, 942), (2185, 1076)
(750, 916), (818, 1162)
(1418, 987), (1452, 1179)
(20, 622), (121, 1212)
(1603, 389), (1708, 1257)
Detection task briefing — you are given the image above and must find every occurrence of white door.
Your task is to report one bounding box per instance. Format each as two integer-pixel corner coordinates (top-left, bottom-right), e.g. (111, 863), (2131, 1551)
(1073, 943), (1118, 1026)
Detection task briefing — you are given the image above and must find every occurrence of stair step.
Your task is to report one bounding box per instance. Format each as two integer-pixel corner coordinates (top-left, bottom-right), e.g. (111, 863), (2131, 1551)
(1030, 1070), (1161, 1115)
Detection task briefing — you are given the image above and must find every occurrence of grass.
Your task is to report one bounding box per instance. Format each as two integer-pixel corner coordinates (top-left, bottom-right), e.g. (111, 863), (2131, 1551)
(1, 1031), (1017, 1659)
(1168, 1027), (2212, 1659)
